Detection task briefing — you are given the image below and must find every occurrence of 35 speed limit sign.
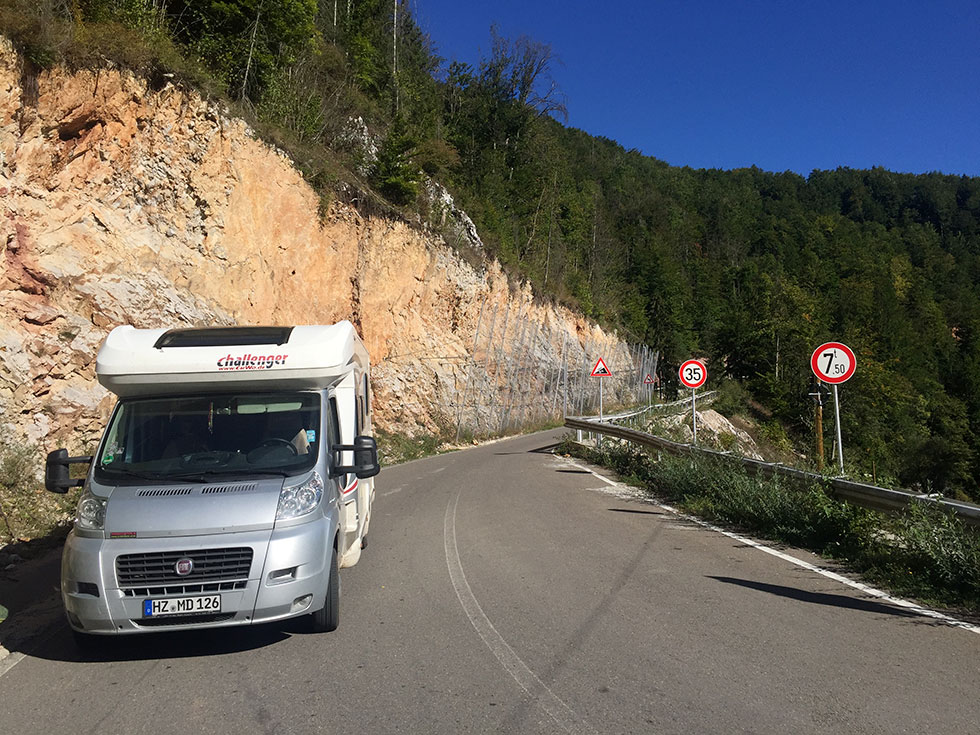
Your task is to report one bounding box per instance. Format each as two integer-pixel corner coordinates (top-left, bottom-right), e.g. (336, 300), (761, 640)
(810, 342), (856, 384)
(679, 359), (707, 388)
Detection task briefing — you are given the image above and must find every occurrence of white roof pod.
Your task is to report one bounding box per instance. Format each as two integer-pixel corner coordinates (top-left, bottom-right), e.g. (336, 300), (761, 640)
(97, 322), (370, 398)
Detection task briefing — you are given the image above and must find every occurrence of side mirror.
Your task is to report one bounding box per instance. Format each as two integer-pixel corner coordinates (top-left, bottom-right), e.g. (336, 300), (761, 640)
(45, 449), (92, 494)
(331, 435), (381, 479)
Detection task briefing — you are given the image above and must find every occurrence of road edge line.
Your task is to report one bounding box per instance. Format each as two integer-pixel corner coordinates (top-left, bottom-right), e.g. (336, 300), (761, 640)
(563, 458), (980, 636)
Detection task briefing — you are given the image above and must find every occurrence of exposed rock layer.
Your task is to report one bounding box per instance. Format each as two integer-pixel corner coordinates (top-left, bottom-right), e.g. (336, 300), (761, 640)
(0, 39), (634, 452)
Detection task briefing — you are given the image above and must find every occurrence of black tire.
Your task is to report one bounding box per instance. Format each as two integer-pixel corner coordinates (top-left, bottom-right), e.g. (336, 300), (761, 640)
(360, 535), (368, 550)
(310, 548), (340, 632)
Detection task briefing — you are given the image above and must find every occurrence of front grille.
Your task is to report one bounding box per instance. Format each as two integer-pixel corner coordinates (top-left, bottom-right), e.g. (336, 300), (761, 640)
(122, 580), (248, 597)
(116, 548), (253, 587)
(134, 613), (236, 627)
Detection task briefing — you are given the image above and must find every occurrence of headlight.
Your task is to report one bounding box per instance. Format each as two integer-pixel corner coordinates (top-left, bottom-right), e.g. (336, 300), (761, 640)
(277, 472), (323, 520)
(76, 487), (107, 531)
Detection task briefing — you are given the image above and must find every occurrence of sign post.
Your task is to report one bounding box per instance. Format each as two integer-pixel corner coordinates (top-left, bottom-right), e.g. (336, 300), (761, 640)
(810, 342), (856, 475)
(644, 373), (654, 408)
(678, 359), (707, 444)
(810, 381), (825, 471)
(591, 358), (612, 446)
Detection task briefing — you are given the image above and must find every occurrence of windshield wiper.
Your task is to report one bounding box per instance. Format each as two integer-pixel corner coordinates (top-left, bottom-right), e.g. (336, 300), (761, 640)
(167, 468), (292, 481)
(101, 468), (169, 481)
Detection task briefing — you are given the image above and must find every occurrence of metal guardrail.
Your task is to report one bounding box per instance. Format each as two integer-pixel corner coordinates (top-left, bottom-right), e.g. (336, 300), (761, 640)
(603, 391), (718, 422)
(565, 415), (980, 527)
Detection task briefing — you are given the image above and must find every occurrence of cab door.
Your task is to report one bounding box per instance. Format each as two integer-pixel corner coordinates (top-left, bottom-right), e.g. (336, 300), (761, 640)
(354, 372), (374, 543)
(328, 393), (360, 564)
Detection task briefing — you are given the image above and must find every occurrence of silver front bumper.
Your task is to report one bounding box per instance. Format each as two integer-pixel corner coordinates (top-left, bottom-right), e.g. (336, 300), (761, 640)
(61, 517), (335, 634)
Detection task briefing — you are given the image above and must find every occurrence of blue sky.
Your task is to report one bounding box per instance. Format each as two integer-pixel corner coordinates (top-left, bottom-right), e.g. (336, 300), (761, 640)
(411, 0), (980, 176)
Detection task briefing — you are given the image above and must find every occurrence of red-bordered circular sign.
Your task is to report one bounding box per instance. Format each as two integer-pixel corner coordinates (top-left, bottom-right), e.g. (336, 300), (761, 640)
(810, 342), (856, 384)
(679, 359), (707, 388)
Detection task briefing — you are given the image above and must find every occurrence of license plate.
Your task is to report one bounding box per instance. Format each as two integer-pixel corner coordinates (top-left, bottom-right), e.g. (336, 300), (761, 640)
(143, 595), (221, 617)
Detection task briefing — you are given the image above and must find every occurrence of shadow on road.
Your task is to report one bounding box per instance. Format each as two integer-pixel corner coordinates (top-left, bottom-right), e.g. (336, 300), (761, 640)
(493, 440), (563, 456)
(607, 507), (666, 516)
(0, 544), (328, 665)
(14, 611), (319, 665)
(708, 575), (923, 619)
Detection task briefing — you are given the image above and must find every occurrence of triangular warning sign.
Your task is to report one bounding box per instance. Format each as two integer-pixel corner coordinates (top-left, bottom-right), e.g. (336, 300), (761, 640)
(643, 373), (654, 384)
(591, 358), (612, 377)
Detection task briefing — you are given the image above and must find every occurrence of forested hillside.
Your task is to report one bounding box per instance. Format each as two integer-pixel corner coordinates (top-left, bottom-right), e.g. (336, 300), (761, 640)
(4, 1), (980, 500)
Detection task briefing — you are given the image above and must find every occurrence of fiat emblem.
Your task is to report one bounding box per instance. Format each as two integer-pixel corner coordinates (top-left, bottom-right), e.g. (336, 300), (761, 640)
(175, 558), (194, 576)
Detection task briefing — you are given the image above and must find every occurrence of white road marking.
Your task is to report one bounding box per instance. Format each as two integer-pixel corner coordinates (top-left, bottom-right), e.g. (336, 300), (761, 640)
(444, 492), (598, 735)
(561, 457), (980, 636)
(381, 486), (404, 497)
(0, 596), (64, 680)
(0, 648), (25, 678)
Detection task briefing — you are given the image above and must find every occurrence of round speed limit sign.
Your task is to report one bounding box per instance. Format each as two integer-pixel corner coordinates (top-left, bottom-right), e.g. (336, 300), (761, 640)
(810, 342), (856, 384)
(679, 359), (707, 389)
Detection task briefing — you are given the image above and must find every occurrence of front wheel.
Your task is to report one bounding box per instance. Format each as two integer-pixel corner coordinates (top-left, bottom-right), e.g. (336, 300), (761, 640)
(310, 548), (340, 632)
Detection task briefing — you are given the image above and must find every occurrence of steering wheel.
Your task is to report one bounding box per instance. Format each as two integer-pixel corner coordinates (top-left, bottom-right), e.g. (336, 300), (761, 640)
(255, 438), (298, 455)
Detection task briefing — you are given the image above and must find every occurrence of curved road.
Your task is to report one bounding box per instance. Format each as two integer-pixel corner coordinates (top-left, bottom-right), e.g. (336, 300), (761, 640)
(1, 429), (977, 733)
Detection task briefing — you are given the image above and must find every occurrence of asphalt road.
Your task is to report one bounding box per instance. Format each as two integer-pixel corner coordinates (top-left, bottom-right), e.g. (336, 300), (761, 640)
(1, 429), (978, 734)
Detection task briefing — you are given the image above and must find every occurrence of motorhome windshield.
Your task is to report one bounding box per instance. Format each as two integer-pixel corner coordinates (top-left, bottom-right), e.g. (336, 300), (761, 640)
(94, 392), (320, 482)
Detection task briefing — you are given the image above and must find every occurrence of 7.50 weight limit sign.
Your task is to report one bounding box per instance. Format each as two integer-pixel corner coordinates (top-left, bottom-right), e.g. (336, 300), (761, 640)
(810, 342), (856, 384)
(810, 341), (855, 475)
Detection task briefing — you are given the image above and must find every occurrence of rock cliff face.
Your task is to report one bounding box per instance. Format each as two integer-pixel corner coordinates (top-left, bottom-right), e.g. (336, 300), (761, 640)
(0, 39), (636, 452)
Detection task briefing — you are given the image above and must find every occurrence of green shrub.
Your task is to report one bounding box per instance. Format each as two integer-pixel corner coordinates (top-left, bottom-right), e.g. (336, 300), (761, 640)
(718, 431), (737, 452)
(370, 117), (419, 206)
(374, 429), (443, 465)
(415, 138), (460, 178)
(712, 379), (750, 417)
(886, 502), (980, 603)
(0, 440), (78, 544)
(0, 442), (36, 539)
(759, 419), (793, 452)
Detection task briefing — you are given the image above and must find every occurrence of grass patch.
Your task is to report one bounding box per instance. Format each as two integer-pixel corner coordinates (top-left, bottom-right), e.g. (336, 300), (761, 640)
(375, 418), (565, 466)
(374, 429), (448, 465)
(564, 441), (980, 614)
(0, 0), (216, 91)
(0, 440), (79, 546)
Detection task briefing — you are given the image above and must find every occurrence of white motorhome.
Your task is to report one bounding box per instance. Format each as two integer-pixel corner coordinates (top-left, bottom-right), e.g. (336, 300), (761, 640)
(45, 323), (379, 643)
